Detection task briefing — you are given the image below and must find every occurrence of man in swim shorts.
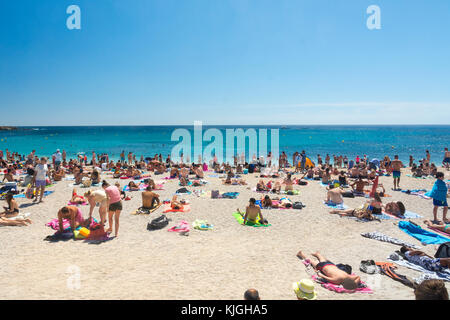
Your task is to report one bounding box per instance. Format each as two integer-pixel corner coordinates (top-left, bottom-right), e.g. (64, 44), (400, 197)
(391, 155), (404, 190)
(242, 198), (267, 225)
(296, 250), (361, 290)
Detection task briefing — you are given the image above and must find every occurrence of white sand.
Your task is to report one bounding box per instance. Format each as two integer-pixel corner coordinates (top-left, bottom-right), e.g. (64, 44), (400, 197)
(1, 169), (449, 300)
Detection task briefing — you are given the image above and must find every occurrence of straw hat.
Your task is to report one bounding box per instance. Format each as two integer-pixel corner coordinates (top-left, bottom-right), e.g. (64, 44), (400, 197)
(292, 279), (317, 300)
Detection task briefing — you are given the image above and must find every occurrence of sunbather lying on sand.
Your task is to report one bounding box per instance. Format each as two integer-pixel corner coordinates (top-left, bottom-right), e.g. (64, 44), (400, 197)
(424, 220), (450, 234)
(329, 201), (380, 221)
(0, 215), (32, 226)
(296, 250), (361, 290)
(70, 189), (85, 204)
(384, 201), (406, 217)
(400, 246), (450, 271)
(128, 181), (142, 191)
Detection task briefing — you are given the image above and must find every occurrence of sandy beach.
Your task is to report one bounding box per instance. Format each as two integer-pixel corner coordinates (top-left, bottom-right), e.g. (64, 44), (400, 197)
(1, 168), (448, 300)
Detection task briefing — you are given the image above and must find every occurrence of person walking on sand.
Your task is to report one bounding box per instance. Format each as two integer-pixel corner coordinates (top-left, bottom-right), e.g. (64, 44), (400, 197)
(428, 172), (448, 223)
(32, 157), (48, 203)
(102, 180), (122, 237)
(391, 155), (404, 190)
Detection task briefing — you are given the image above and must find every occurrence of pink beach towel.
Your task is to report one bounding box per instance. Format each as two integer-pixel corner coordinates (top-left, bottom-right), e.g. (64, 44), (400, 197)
(302, 259), (373, 294)
(67, 201), (88, 206)
(46, 218), (71, 231)
(168, 220), (190, 233)
(311, 275), (373, 294)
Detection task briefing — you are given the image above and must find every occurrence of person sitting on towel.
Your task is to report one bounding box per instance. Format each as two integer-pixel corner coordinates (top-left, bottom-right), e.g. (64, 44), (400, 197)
(239, 198), (267, 225)
(141, 186), (160, 210)
(325, 185), (344, 205)
(0, 193), (20, 218)
(296, 250), (361, 290)
(194, 165), (204, 179)
(283, 174), (294, 191)
(170, 195), (184, 210)
(351, 176), (369, 195)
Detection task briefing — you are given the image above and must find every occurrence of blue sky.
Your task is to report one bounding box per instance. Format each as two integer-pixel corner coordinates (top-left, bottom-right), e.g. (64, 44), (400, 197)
(0, 0), (449, 125)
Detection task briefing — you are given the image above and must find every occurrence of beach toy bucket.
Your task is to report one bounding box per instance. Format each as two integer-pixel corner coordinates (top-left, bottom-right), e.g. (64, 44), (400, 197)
(79, 227), (90, 237)
(243, 169), (248, 174)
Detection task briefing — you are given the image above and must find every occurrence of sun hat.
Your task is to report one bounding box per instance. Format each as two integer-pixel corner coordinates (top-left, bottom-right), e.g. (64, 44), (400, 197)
(292, 279), (317, 300)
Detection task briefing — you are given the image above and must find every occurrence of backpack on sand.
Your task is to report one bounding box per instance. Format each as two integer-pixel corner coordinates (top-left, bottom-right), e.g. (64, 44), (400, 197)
(147, 215), (171, 231)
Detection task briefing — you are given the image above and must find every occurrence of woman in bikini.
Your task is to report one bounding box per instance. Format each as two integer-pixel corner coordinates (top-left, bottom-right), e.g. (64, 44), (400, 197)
(1, 193), (20, 218)
(128, 181), (142, 191)
(170, 195), (185, 210)
(0, 195), (32, 226)
(70, 189), (86, 204)
(424, 220), (450, 235)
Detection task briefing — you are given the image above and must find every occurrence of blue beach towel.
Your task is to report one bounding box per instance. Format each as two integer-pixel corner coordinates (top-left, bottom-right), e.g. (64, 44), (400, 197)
(323, 201), (348, 210)
(398, 221), (450, 245)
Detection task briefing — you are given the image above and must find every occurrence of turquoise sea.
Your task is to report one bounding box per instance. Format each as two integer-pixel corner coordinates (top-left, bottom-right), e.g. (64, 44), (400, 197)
(0, 125), (449, 164)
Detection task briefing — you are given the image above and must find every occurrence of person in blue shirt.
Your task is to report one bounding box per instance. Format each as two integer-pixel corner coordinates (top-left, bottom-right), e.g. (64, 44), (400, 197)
(429, 172), (448, 223)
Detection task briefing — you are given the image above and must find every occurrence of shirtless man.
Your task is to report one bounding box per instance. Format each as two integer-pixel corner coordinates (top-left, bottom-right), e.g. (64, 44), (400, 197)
(296, 250), (361, 290)
(391, 155), (404, 190)
(443, 148), (450, 170)
(241, 198), (267, 225)
(326, 185), (344, 205)
(351, 176), (369, 195)
(142, 186), (160, 210)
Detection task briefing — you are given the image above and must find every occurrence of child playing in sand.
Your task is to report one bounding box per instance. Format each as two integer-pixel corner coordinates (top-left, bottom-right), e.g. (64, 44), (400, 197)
(428, 172), (448, 223)
(296, 250), (361, 290)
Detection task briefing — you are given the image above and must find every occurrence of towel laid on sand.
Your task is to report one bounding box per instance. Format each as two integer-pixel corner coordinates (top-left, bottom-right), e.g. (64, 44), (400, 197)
(168, 220), (190, 233)
(311, 275), (373, 294)
(162, 203), (191, 213)
(398, 221), (450, 244)
(131, 204), (161, 215)
(361, 231), (421, 249)
(388, 252), (450, 283)
(323, 201), (348, 210)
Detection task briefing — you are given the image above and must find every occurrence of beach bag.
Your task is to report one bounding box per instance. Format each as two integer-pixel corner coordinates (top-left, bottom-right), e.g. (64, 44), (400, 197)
(336, 264), (352, 274)
(176, 187), (189, 194)
(342, 191), (355, 198)
(88, 221), (107, 240)
(147, 215), (170, 231)
(435, 242), (450, 259)
(211, 190), (220, 199)
(293, 202), (304, 209)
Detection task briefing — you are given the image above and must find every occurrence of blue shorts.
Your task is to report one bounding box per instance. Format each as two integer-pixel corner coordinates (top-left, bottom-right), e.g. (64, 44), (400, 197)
(444, 157), (450, 163)
(433, 199), (448, 207)
(393, 171), (401, 178)
(35, 180), (46, 188)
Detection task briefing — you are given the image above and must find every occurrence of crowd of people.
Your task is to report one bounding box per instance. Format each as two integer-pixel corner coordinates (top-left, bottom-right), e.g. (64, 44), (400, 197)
(0, 147), (449, 299)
